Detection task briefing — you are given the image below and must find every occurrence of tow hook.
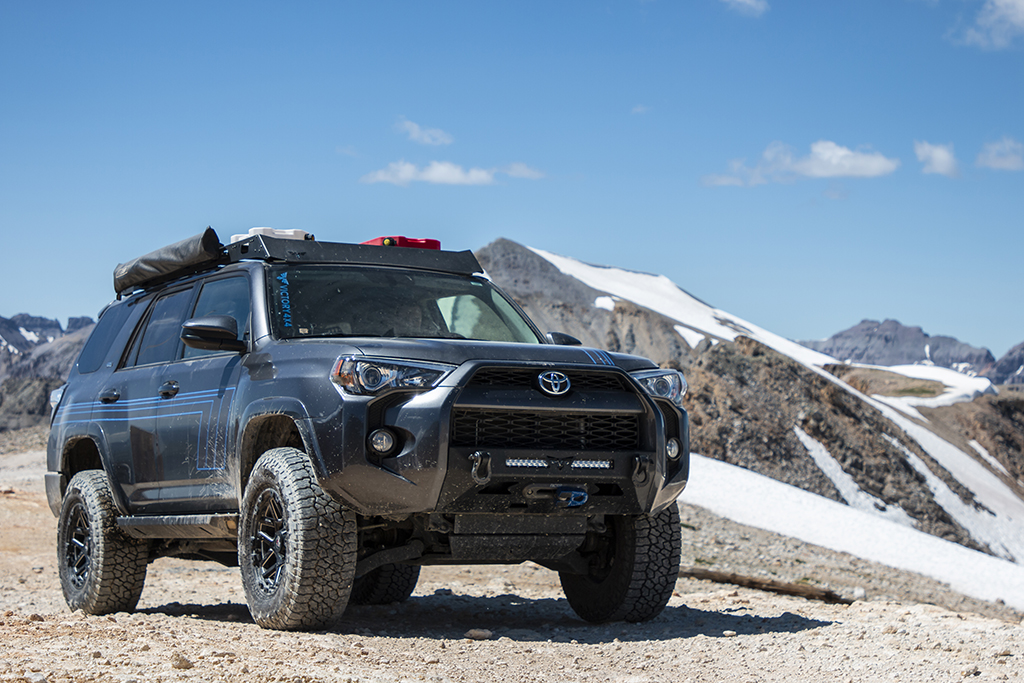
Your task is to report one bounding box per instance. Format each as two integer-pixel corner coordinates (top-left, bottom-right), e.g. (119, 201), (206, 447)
(557, 487), (589, 508)
(523, 484), (589, 508)
(469, 451), (492, 485)
(632, 455), (651, 484)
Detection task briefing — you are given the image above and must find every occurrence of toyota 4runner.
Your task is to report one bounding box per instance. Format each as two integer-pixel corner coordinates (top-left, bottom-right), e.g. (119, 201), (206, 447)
(47, 228), (690, 630)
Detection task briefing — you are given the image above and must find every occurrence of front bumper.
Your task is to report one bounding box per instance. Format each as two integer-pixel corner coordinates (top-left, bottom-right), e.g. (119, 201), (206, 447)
(311, 362), (689, 518)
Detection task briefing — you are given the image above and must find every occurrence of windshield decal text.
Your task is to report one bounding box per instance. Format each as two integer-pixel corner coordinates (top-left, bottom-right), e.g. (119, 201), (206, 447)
(277, 272), (293, 328)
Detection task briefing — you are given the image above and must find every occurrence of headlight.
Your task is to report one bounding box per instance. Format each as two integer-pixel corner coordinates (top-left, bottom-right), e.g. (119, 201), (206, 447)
(331, 357), (454, 396)
(631, 368), (687, 407)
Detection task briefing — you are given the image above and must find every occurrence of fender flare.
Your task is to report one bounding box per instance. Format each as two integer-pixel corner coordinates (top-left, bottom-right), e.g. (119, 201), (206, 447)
(55, 422), (133, 516)
(234, 397), (325, 496)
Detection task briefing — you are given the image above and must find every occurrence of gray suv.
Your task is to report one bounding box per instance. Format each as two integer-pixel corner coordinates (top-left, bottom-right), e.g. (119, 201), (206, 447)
(47, 228), (690, 630)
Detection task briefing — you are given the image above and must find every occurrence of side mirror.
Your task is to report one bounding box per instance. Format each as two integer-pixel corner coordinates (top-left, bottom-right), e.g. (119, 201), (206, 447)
(181, 315), (247, 353)
(546, 331), (582, 346)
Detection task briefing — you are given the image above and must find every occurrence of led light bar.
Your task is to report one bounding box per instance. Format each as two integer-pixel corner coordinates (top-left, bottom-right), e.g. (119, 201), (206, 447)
(571, 459), (614, 469)
(505, 459), (548, 468)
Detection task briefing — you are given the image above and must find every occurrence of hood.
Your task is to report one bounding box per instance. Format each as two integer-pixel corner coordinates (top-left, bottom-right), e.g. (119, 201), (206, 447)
(281, 337), (658, 373)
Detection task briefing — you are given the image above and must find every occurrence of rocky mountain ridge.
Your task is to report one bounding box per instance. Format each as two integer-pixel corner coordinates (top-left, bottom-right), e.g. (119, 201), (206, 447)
(799, 318), (1023, 385)
(985, 340), (1024, 386)
(0, 314), (94, 432)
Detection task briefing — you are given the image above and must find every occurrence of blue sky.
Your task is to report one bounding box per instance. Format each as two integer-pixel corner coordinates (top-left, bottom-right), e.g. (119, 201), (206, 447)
(2, 1), (1022, 356)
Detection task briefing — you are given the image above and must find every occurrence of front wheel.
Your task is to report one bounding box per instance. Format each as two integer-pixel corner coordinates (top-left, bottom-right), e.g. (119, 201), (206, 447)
(57, 470), (149, 615)
(238, 447), (357, 630)
(559, 505), (681, 623)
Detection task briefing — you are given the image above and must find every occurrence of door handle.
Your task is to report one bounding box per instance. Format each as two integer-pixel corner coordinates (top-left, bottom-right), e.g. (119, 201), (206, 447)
(159, 381), (180, 398)
(99, 388), (120, 404)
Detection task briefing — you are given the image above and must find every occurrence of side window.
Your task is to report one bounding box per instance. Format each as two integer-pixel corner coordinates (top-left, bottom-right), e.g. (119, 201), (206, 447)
(76, 303), (133, 374)
(183, 277), (251, 359)
(123, 288), (194, 367)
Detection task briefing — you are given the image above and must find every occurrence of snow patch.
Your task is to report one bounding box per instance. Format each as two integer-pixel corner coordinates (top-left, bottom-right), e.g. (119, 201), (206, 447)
(593, 296), (616, 311)
(674, 325), (706, 350)
(18, 327), (40, 344)
(951, 362), (977, 376)
(883, 435), (1022, 562)
(0, 336), (19, 355)
(793, 427), (914, 526)
(871, 395), (928, 422)
(529, 247), (836, 367)
(970, 440), (1010, 477)
(677, 454), (1024, 610)
(852, 362), (995, 413)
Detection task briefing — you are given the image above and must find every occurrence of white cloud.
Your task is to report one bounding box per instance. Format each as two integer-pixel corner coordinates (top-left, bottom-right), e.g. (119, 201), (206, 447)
(962, 0), (1024, 49)
(719, 0), (769, 17)
(791, 141), (901, 178)
(360, 160), (543, 186)
(396, 118), (454, 146)
(703, 140), (900, 187)
(914, 141), (959, 177)
(976, 136), (1024, 170)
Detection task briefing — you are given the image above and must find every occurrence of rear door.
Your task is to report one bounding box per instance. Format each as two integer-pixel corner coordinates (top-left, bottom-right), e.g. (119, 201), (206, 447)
(103, 285), (197, 513)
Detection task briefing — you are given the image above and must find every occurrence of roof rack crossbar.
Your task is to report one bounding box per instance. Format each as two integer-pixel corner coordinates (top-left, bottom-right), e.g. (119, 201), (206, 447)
(226, 234), (482, 275)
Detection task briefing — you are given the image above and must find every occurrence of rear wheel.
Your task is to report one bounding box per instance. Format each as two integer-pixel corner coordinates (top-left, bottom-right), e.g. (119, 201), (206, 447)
(350, 563), (421, 605)
(57, 470), (149, 615)
(559, 505), (681, 623)
(238, 447), (357, 630)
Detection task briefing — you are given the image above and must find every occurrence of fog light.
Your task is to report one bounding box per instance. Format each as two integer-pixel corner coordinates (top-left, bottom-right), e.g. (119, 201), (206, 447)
(666, 438), (681, 461)
(368, 429), (397, 456)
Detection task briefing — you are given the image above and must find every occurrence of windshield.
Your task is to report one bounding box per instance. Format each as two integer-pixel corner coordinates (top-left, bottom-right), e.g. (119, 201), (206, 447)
(267, 265), (542, 343)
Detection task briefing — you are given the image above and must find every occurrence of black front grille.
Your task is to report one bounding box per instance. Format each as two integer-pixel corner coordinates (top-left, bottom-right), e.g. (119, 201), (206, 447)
(451, 409), (640, 451)
(468, 367), (631, 392)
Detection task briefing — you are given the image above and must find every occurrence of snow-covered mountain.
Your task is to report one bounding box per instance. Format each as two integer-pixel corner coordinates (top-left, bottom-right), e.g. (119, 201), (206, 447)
(477, 240), (1024, 586)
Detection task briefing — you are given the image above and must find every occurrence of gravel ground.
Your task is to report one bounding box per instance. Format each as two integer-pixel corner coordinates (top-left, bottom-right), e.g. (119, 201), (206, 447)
(2, 426), (1022, 682)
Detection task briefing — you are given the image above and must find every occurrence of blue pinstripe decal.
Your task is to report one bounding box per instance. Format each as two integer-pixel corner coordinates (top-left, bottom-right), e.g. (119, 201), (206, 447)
(580, 348), (615, 366)
(56, 387), (236, 471)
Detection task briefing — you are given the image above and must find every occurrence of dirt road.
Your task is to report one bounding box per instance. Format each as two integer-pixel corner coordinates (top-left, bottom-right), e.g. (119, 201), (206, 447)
(2, 441), (1021, 682)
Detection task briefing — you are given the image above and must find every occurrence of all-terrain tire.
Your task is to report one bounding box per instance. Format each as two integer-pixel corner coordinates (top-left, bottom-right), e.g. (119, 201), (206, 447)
(238, 447), (357, 631)
(349, 563), (421, 605)
(57, 470), (149, 615)
(559, 504), (681, 623)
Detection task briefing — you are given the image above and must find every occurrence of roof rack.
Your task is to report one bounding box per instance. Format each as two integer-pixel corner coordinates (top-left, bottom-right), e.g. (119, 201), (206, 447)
(113, 228), (482, 295)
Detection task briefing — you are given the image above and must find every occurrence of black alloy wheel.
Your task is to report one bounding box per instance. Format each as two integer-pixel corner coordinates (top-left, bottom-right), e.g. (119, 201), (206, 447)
(250, 488), (289, 594)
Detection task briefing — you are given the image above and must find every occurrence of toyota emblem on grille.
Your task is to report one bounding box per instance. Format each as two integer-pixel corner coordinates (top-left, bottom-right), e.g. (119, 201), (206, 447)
(537, 371), (571, 396)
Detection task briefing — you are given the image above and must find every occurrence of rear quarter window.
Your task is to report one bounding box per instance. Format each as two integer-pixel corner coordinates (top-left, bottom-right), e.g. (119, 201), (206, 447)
(76, 303), (133, 374)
